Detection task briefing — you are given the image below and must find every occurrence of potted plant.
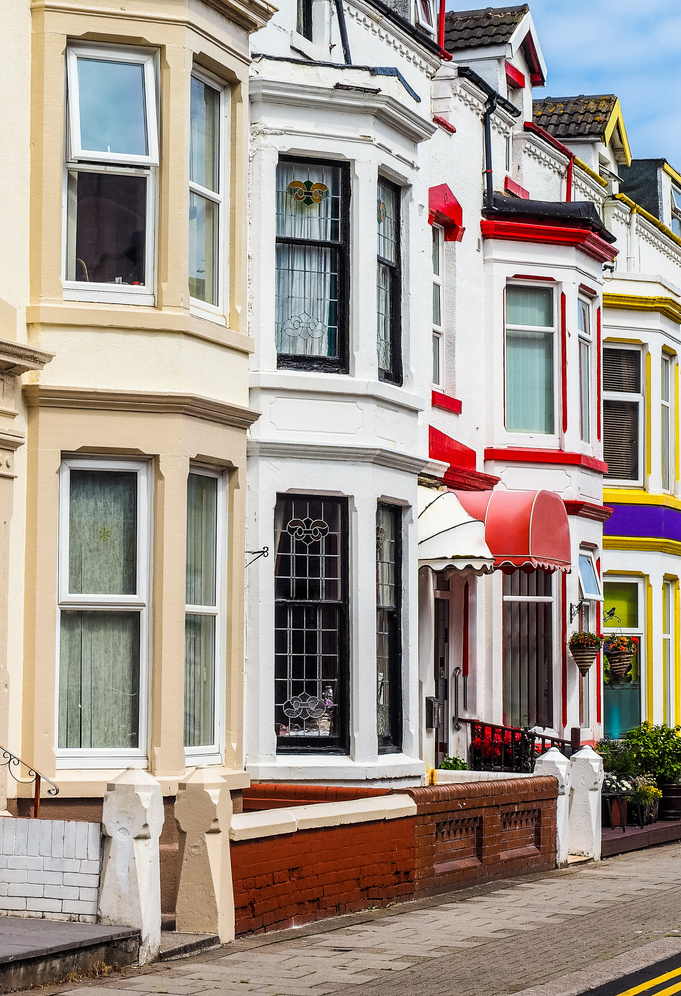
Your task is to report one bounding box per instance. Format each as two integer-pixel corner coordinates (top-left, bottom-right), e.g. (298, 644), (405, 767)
(568, 631), (603, 676)
(625, 722), (681, 820)
(597, 739), (640, 829)
(603, 634), (638, 681)
(629, 775), (662, 826)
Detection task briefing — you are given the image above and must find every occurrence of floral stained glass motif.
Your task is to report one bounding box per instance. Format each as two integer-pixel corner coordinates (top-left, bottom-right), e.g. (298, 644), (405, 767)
(288, 180), (329, 205)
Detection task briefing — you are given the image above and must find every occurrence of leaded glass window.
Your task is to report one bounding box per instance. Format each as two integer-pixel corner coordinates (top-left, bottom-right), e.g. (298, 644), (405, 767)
(376, 504), (402, 753)
(274, 496), (348, 751)
(275, 159), (348, 372)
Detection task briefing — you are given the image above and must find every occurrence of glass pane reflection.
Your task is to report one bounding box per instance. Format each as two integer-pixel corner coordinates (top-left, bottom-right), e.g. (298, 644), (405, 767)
(67, 171), (146, 284)
(189, 192), (218, 305)
(77, 58), (148, 157)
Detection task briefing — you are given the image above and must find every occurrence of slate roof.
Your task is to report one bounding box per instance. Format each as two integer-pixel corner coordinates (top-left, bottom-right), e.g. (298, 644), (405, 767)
(533, 95), (618, 141)
(443, 5), (528, 52)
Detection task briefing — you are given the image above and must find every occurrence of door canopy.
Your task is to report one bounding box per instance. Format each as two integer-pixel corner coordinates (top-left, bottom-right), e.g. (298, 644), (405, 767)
(417, 486), (495, 576)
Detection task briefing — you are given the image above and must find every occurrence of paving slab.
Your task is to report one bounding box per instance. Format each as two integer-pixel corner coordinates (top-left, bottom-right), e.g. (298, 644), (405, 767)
(0, 918), (138, 964)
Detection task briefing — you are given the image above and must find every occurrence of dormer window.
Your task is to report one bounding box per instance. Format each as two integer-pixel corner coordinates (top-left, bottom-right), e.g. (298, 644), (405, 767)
(415, 0), (436, 33)
(672, 187), (681, 237)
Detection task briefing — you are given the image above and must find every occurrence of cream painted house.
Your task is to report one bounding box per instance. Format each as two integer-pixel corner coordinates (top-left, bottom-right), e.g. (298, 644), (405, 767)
(1, 0), (273, 909)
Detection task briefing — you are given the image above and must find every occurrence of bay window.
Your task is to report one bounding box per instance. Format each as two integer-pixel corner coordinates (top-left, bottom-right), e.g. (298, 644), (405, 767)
(661, 353), (672, 491)
(432, 224), (443, 387)
(578, 298), (591, 443)
(189, 73), (224, 310)
(603, 579), (642, 739)
(603, 346), (643, 484)
(376, 504), (402, 753)
(505, 285), (555, 434)
(274, 496), (348, 751)
(275, 158), (348, 371)
(185, 470), (223, 754)
(64, 45), (158, 303)
(377, 178), (402, 384)
(503, 570), (553, 729)
(58, 459), (149, 756)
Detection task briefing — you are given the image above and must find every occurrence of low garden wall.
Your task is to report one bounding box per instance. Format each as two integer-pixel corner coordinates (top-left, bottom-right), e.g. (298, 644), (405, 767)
(229, 777), (558, 935)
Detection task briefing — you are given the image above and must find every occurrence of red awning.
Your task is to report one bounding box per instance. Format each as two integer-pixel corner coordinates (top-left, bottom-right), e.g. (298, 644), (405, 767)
(454, 489), (571, 573)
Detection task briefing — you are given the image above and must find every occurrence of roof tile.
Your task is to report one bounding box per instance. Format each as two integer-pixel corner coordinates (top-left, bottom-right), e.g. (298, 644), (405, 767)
(533, 95), (618, 140)
(443, 5), (528, 52)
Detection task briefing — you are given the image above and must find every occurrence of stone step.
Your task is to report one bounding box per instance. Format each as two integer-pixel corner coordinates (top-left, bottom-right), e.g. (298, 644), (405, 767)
(159, 931), (221, 962)
(0, 917), (139, 993)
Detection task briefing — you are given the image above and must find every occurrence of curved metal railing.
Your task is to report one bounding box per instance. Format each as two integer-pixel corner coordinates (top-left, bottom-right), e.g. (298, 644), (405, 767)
(0, 746), (59, 817)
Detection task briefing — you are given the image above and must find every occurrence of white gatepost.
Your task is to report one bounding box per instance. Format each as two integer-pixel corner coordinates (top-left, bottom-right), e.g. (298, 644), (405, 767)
(534, 747), (570, 867)
(568, 746), (604, 861)
(98, 768), (164, 964)
(174, 768), (235, 943)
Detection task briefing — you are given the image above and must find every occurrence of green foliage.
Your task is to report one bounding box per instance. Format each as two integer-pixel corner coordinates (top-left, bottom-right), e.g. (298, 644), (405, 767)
(624, 722), (681, 785)
(630, 775), (662, 805)
(568, 631), (603, 649)
(439, 754), (467, 771)
(596, 738), (641, 777)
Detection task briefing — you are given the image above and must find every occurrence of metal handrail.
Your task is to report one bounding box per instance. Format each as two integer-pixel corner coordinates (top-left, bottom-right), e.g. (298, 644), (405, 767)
(0, 746), (59, 818)
(459, 718), (571, 773)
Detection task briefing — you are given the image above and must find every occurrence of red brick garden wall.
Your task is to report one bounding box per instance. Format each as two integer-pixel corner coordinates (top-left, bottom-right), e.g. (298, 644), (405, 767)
(230, 776), (558, 935)
(242, 783), (391, 812)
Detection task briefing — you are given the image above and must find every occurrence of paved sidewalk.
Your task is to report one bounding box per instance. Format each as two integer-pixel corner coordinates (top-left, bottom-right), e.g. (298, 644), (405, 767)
(34, 844), (681, 996)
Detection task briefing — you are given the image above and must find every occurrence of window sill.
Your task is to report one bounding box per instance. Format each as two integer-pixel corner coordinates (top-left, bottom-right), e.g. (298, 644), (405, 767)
(250, 371), (425, 413)
(247, 753), (425, 784)
(48, 765), (251, 797)
(63, 286), (155, 307)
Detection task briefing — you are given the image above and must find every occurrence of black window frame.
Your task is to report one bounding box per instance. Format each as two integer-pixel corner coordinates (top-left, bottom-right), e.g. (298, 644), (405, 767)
(376, 176), (403, 386)
(273, 494), (350, 754)
(297, 0), (313, 39)
(376, 502), (403, 753)
(275, 155), (350, 375)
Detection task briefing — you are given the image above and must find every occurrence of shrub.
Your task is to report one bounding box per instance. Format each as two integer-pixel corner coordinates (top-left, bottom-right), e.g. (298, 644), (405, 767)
(624, 722), (681, 785)
(439, 754), (467, 770)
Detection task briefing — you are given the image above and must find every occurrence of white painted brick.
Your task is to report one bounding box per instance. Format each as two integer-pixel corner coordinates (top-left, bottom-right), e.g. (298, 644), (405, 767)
(74, 822), (89, 859)
(44, 885), (79, 900)
(13, 819), (29, 856)
(27, 897), (62, 912)
(0, 855), (9, 870)
(0, 897), (27, 911)
(39, 821), (52, 856)
(79, 887), (98, 902)
(0, 819), (5, 847)
(63, 821), (76, 859)
(79, 859), (100, 875)
(50, 821), (64, 858)
(63, 898), (96, 915)
(64, 873), (99, 889)
(87, 823), (100, 861)
(0, 883), (7, 896)
(28, 870), (61, 886)
(27, 820), (40, 856)
(7, 855), (43, 871)
(2, 822), (14, 855)
(8, 883), (43, 898)
(43, 857), (80, 873)
(0, 869), (27, 883)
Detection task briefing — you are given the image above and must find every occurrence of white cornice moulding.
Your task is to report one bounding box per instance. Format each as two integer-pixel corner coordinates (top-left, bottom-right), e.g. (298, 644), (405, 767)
(247, 439), (430, 474)
(249, 78), (436, 145)
(0, 340), (53, 376)
(249, 372), (425, 413)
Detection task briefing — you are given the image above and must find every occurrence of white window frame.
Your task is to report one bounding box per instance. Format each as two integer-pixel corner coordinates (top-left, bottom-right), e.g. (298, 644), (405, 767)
(415, 0), (436, 32)
(578, 551), (603, 602)
(56, 457), (151, 767)
(603, 344), (644, 487)
(661, 352), (673, 492)
(671, 186), (681, 238)
(432, 223), (444, 388)
(184, 465), (226, 764)
(63, 43), (159, 306)
(189, 67), (229, 319)
(504, 281), (558, 439)
(578, 298), (592, 444)
(603, 575), (645, 721)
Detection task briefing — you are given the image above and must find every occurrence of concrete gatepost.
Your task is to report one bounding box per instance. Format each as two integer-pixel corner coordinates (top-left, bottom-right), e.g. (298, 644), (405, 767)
(534, 747), (570, 867)
(174, 768), (235, 943)
(99, 768), (164, 964)
(568, 746), (604, 861)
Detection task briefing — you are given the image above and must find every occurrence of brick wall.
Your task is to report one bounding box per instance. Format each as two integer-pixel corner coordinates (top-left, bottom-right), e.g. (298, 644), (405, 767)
(242, 783), (391, 812)
(0, 818), (101, 922)
(230, 777), (557, 936)
(407, 778), (557, 896)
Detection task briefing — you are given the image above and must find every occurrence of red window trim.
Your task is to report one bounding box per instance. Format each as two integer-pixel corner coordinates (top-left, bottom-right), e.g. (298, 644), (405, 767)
(484, 447), (608, 474)
(432, 390), (462, 414)
(511, 274), (555, 282)
(505, 60), (525, 89)
(561, 292), (568, 434)
(561, 572), (568, 728)
(481, 219), (618, 264)
(579, 283), (598, 298)
(433, 115), (456, 134)
(504, 176), (529, 199)
(597, 306), (602, 441)
(564, 500), (613, 522)
(596, 557), (602, 725)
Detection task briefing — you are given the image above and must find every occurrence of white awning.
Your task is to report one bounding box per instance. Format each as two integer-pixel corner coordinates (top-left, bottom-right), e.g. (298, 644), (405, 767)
(418, 486), (495, 576)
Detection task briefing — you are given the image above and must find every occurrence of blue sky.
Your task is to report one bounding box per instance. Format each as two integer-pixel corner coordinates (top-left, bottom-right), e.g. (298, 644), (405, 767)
(445, 0), (681, 169)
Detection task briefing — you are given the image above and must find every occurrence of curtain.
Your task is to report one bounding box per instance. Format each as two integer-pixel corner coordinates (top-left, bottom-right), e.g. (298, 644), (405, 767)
(506, 331), (554, 433)
(69, 470), (137, 595)
(275, 162), (340, 358)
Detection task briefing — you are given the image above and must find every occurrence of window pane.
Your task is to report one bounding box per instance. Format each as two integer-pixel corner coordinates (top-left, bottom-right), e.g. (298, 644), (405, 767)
(603, 348), (640, 392)
(579, 338), (590, 442)
(190, 77), (220, 192)
(67, 171), (146, 284)
(184, 613), (216, 747)
(604, 399), (639, 479)
(189, 192), (218, 305)
(506, 330), (554, 433)
(578, 300), (590, 336)
(276, 162), (341, 242)
(578, 555), (600, 599)
(76, 57), (148, 157)
(59, 610), (140, 748)
(662, 401), (670, 490)
(186, 474), (217, 607)
(69, 470), (137, 595)
(506, 286), (553, 327)
(673, 188), (681, 211)
(432, 226), (440, 275)
(433, 281), (441, 326)
(662, 356), (671, 402)
(604, 581), (638, 628)
(276, 244), (338, 357)
(377, 505), (401, 751)
(432, 332), (441, 385)
(377, 260), (393, 373)
(377, 183), (398, 263)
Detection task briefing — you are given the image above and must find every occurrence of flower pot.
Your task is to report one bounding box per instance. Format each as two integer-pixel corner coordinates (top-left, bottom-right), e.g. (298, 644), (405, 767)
(659, 783), (681, 821)
(569, 644), (600, 676)
(605, 650), (633, 681)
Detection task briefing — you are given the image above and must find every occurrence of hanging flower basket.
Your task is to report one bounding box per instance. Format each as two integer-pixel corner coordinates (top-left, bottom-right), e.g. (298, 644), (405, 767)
(570, 644), (600, 676)
(605, 650), (634, 682)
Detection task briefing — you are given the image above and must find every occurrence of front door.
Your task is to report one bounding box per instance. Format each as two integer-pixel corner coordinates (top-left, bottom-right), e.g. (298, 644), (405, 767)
(434, 595), (450, 766)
